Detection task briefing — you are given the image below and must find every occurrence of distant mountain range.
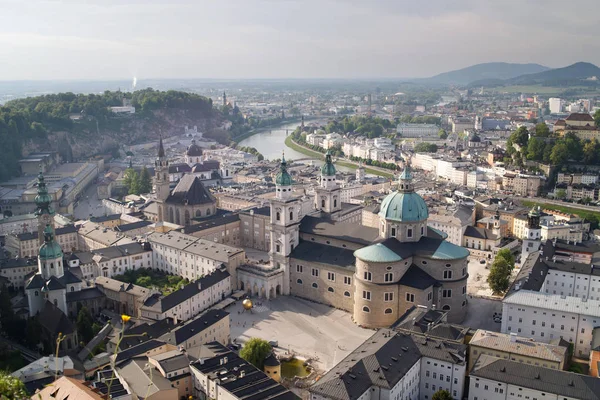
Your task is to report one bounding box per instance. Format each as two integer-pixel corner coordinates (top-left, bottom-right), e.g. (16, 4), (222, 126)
(423, 62), (550, 85)
(424, 61), (600, 87)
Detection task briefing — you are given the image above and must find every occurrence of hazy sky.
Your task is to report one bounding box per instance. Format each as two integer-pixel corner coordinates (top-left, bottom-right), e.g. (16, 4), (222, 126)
(2, 0), (599, 80)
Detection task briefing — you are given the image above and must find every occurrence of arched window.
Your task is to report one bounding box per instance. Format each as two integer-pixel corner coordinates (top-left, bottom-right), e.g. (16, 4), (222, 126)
(289, 211), (293, 220)
(276, 212), (281, 221)
(321, 199), (325, 208)
(297, 279), (303, 284)
(50, 263), (54, 269)
(71, 287), (75, 292)
(334, 199), (337, 208)
(391, 227), (396, 237)
(407, 228), (413, 238)
(53, 299), (58, 307)
(362, 306), (370, 313)
(421, 226), (424, 235)
(344, 291), (351, 297)
(312, 282), (318, 289)
(184, 210), (191, 225)
(58, 261), (61, 267)
(384, 308), (393, 314)
(196, 210), (202, 218)
(442, 305), (451, 311)
(206, 208), (211, 215)
(34, 291), (39, 297)
(328, 287), (334, 293)
(384, 273), (393, 282)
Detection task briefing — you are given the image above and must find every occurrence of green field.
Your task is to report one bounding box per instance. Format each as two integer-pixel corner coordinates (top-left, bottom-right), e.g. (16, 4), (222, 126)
(521, 200), (600, 228)
(284, 136), (394, 179)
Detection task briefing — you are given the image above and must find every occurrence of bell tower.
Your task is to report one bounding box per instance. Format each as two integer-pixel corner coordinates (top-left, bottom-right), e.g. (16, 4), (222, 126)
(522, 206), (542, 265)
(34, 168), (55, 245)
(155, 136), (170, 223)
(269, 152), (300, 295)
(315, 151), (341, 218)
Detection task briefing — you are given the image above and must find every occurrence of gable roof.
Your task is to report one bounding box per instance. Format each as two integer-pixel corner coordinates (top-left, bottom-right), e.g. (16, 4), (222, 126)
(464, 225), (497, 240)
(166, 174), (216, 205)
(398, 264), (437, 290)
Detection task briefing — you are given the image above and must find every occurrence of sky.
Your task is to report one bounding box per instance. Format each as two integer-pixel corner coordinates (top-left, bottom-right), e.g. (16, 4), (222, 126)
(1, 0), (599, 80)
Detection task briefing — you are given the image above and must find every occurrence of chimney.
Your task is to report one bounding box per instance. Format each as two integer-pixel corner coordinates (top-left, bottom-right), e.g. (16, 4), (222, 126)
(240, 370), (245, 378)
(510, 333), (517, 343)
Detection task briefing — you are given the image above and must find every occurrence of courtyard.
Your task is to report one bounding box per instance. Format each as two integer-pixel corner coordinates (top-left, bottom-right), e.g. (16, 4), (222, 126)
(225, 296), (373, 372)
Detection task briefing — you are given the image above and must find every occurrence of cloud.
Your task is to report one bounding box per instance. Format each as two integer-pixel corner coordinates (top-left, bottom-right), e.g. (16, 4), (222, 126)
(1, 0), (599, 79)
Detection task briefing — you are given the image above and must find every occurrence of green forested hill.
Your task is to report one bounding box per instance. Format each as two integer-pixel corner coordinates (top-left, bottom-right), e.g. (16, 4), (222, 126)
(0, 89), (216, 181)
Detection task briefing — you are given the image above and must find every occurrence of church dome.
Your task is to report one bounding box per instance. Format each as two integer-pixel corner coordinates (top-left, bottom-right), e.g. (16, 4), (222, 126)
(378, 191), (429, 222)
(469, 133), (481, 143)
(378, 167), (428, 222)
(39, 225), (63, 260)
(275, 155), (293, 186)
(321, 151), (336, 176)
(186, 140), (203, 157)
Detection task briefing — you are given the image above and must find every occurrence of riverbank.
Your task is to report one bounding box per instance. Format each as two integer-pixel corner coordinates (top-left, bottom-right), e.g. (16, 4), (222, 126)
(284, 136), (394, 179)
(232, 117), (307, 144)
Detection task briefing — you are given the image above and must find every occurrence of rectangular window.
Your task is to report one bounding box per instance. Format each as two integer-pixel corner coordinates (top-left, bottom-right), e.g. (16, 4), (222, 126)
(344, 276), (352, 285)
(312, 268), (319, 277)
(406, 293), (415, 302)
(296, 265), (303, 273)
(443, 270), (452, 279)
(384, 292), (394, 302)
(442, 289), (452, 298)
(362, 291), (371, 300)
(364, 271), (372, 281)
(407, 228), (413, 238)
(327, 272), (335, 281)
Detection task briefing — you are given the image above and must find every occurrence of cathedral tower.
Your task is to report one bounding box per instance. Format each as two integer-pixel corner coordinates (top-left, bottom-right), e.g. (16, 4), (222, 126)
(269, 153), (300, 295)
(315, 151), (341, 218)
(155, 136), (170, 223)
(522, 206), (541, 264)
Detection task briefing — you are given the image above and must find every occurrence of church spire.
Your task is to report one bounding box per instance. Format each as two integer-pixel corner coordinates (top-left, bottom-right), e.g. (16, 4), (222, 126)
(397, 166), (414, 193)
(158, 135), (165, 158)
(35, 167), (54, 217)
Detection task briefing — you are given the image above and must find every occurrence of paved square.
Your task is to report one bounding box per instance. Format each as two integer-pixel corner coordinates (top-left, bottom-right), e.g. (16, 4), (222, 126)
(226, 296), (373, 372)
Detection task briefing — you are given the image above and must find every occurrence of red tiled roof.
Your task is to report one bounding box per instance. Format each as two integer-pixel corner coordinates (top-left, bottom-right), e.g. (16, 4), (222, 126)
(565, 113), (593, 121)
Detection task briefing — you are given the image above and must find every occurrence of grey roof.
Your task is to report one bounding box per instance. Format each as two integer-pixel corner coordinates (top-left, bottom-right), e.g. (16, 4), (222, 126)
(183, 214), (241, 235)
(464, 225), (497, 240)
(290, 241), (356, 271)
(115, 339), (168, 363)
(156, 352), (191, 373)
(412, 335), (466, 365)
(143, 268), (230, 313)
(25, 274), (45, 290)
(46, 275), (65, 290)
(392, 306), (447, 333)
(115, 221), (153, 232)
(16, 231), (37, 241)
(310, 330), (422, 400)
(166, 174), (216, 205)
(0, 257), (36, 270)
(398, 264), (437, 290)
(38, 301), (74, 336)
(56, 225), (78, 235)
(90, 214), (121, 223)
(116, 319), (177, 353)
(59, 269), (82, 285)
(161, 309), (229, 345)
(191, 343), (300, 400)
(299, 216), (379, 246)
(66, 287), (104, 302)
(471, 355), (600, 400)
(168, 163), (192, 174)
(244, 206), (271, 217)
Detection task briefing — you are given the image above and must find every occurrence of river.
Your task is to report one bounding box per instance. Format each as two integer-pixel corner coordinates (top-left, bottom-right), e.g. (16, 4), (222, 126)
(238, 121), (356, 173)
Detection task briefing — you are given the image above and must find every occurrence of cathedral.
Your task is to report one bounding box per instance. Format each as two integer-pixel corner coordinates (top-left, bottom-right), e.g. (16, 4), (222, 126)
(155, 137), (217, 226)
(238, 152), (470, 326)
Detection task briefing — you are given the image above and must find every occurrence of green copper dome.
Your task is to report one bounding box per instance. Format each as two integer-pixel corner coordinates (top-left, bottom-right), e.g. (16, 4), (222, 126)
(34, 169), (54, 216)
(275, 154), (293, 186)
(321, 151), (336, 176)
(39, 225), (63, 260)
(354, 243), (403, 263)
(378, 167), (428, 222)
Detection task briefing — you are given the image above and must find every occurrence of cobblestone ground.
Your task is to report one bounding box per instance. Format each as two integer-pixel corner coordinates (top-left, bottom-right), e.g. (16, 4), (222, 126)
(226, 296), (373, 372)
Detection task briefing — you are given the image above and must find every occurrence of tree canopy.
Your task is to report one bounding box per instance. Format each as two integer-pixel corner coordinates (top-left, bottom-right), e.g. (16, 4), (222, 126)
(0, 371), (27, 399)
(432, 389), (453, 400)
(239, 338), (272, 370)
(414, 142), (438, 153)
(487, 256), (512, 294)
(77, 306), (95, 343)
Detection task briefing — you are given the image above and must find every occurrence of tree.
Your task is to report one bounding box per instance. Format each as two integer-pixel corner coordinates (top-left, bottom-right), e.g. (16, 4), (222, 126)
(496, 248), (515, 268)
(25, 317), (42, 347)
(136, 276), (152, 287)
(0, 371), (27, 399)
(432, 389), (453, 400)
(487, 257), (511, 294)
(582, 139), (599, 165)
(139, 166), (152, 194)
(594, 109), (600, 127)
(550, 142), (569, 166)
(239, 338), (272, 370)
(534, 123), (550, 137)
(526, 137), (545, 161)
(438, 129), (448, 140)
(123, 168), (141, 195)
(511, 126), (529, 147)
(555, 188), (567, 200)
(77, 306), (95, 343)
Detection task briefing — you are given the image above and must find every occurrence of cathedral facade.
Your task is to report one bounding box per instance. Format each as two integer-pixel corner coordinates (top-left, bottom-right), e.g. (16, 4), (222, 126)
(238, 153), (470, 327)
(155, 138), (217, 226)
